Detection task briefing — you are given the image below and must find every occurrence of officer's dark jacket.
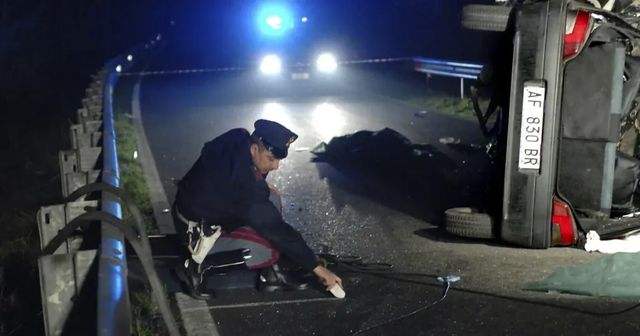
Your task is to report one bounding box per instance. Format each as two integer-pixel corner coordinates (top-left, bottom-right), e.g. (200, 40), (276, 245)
(175, 128), (318, 271)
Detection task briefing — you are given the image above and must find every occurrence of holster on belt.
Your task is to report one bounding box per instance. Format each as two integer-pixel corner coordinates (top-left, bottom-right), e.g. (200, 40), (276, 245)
(190, 225), (221, 264)
(176, 208), (222, 264)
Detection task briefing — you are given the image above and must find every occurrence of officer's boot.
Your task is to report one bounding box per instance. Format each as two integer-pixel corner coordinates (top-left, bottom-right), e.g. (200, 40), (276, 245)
(257, 263), (311, 292)
(177, 258), (213, 300)
(182, 248), (255, 298)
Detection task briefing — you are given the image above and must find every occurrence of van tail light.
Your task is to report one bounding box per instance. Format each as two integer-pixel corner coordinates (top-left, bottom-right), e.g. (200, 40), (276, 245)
(551, 197), (578, 246)
(563, 10), (591, 60)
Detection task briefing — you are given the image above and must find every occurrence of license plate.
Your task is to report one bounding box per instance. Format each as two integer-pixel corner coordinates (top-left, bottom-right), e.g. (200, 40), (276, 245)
(291, 72), (309, 80)
(518, 81), (546, 171)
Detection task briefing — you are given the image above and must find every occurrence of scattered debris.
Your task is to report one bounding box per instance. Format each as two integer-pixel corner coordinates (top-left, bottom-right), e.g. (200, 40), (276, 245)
(441, 139), (486, 153)
(584, 230), (640, 254)
(439, 137), (461, 145)
(413, 110), (429, 118)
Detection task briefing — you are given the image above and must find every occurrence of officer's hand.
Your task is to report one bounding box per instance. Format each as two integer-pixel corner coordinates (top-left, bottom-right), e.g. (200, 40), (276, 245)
(313, 265), (343, 290)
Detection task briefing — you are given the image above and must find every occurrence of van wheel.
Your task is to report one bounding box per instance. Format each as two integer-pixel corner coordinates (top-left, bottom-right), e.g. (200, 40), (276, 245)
(462, 5), (511, 32)
(445, 207), (495, 239)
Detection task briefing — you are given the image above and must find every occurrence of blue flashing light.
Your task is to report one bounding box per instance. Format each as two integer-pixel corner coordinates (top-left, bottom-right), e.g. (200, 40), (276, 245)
(257, 4), (294, 37)
(266, 16), (283, 30)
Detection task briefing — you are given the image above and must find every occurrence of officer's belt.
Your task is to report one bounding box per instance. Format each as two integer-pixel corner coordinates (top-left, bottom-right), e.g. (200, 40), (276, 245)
(175, 206), (199, 232)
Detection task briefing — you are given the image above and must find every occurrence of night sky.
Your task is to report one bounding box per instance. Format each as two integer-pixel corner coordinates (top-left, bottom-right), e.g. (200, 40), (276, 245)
(1, 0), (498, 160)
(2, 0), (495, 93)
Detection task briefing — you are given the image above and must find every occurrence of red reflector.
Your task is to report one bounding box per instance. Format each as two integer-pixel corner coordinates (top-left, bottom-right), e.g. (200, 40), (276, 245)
(552, 197), (577, 246)
(564, 11), (591, 60)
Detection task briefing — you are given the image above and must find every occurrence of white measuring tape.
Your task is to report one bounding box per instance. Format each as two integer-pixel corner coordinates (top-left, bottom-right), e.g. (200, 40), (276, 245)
(120, 56), (415, 76)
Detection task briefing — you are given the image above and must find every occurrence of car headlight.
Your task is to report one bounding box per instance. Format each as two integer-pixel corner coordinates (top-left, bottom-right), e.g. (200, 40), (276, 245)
(316, 53), (337, 73)
(260, 55), (282, 75)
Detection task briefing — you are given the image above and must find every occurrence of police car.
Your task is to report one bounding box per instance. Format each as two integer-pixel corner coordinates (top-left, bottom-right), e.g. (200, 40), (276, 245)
(254, 3), (339, 80)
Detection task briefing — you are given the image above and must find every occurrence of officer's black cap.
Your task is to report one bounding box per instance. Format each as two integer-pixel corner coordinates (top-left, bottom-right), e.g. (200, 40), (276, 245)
(252, 119), (298, 159)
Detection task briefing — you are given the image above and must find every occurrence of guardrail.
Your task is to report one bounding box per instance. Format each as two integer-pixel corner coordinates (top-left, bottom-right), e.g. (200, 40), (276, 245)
(36, 59), (133, 335)
(37, 66), (108, 335)
(413, 57), (483, 99)
(36, 32), (180, 334)
(97, 56), (131, 336)
(98, 50), (179, 336)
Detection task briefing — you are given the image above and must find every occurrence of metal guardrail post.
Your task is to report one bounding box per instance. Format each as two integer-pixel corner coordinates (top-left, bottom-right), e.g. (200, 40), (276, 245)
(38, 36), (167, 336)
(413, 57), (483, 99)
(97, 58), (131, 336)
(37, 68), (106, 335)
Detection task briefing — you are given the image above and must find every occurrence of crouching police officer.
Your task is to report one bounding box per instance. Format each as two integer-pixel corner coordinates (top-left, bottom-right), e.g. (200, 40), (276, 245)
(173, 119), (342, 298)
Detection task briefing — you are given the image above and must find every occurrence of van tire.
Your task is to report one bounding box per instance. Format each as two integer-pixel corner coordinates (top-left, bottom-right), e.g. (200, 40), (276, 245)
(445, 207), (495, 239)
(462, 5), (511, 32)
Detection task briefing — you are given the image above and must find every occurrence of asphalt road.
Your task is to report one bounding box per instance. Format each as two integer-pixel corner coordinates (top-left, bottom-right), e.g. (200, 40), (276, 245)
(137, 68), (640, 335)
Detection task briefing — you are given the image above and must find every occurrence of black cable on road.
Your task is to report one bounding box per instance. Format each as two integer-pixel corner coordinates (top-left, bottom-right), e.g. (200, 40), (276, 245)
(352, 281), (452, 336)
(317, 254), (456, 336)
(318, 253), (640, 335)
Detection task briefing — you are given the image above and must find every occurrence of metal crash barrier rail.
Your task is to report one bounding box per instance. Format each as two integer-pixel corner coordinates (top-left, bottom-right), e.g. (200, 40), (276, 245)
(413, 57), (483, 99)
(35, 57), (133, 335)
(36, 33), (179, 335)
(97, 57), (131, 336)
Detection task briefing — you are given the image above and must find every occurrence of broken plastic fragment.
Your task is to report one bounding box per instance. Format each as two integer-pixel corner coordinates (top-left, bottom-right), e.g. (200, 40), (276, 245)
(413, 110), (429, 118)
(439, 137), (461, 145)
(437, 275), (461, 283)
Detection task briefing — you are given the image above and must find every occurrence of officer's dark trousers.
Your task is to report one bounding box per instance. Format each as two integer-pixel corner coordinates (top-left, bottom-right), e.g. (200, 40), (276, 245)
(173, 190), (283, 269)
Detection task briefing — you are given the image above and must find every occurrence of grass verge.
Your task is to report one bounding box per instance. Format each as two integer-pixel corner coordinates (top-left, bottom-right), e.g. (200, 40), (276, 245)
(114, 112), (158, 234)
(131, 286), (165, 336)
(113, 79), (169, 335)
(404, 94), (489, 119)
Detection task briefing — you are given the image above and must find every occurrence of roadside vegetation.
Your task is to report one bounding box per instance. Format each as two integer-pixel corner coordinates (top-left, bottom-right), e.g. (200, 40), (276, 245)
(114, 112), (157, 234)
(113, 79), (167, 336)
(346, 65), (490, 121)
(130, 287), (169, 336)
(406, 94), (478, 118)
(112, 77), (158, 235)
